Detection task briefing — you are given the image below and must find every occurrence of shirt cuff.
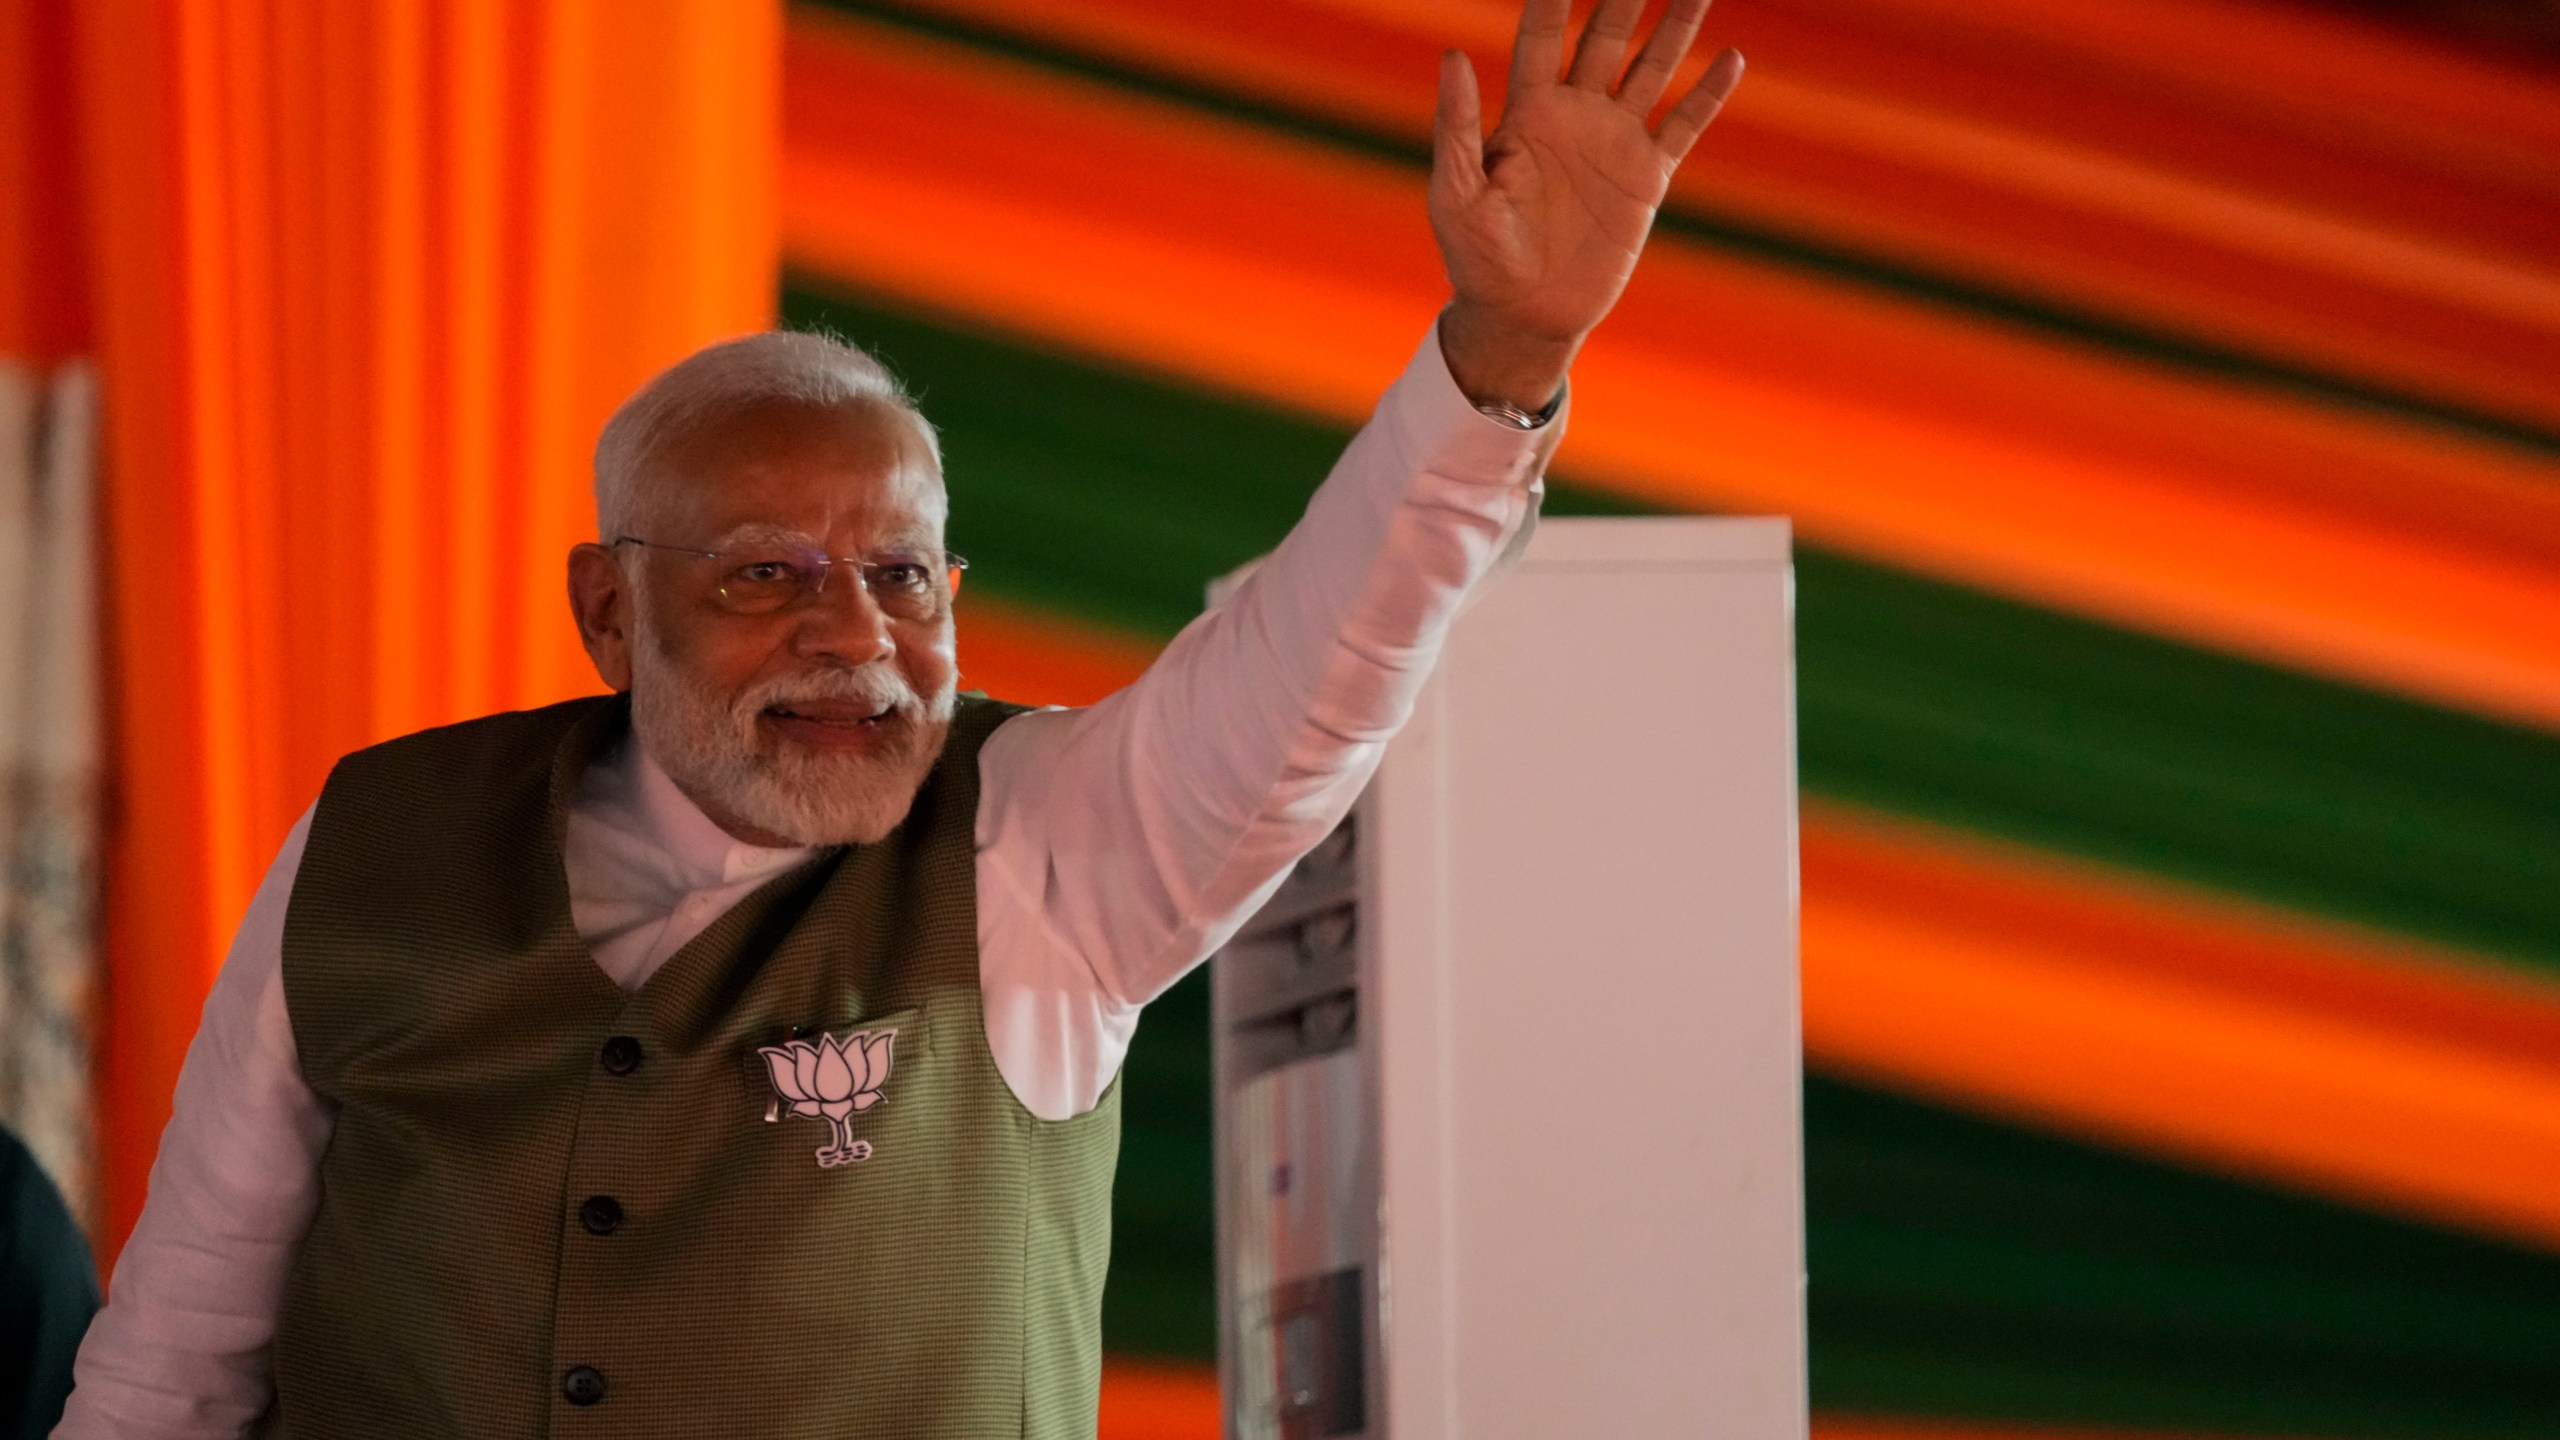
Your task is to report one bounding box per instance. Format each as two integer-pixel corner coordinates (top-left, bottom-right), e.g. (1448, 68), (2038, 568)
(1377, 315), (1572, 488)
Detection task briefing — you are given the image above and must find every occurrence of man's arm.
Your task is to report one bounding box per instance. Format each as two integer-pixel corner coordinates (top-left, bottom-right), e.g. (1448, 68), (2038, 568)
(975, 321), (1562, 1117)
(53, 813), (333, 1440)
(972, 0), (1742, 1121)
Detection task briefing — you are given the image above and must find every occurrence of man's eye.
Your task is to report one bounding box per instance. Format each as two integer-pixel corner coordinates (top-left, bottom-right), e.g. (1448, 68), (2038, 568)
(729, 562), (803, 587)
(873, 564), (931, 592)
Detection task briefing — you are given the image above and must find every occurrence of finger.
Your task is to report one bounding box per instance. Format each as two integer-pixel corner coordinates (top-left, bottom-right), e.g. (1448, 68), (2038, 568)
(1434, 50), (1488, 198)
(1617, 0), (1712, 115)
(1565, 0), (1647, 91)
(1508, 0), (1571, 95)
(1656, 47), (1744, 162)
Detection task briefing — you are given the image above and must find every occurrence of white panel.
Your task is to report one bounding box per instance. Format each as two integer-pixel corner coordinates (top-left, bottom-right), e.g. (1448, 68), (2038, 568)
(1370, 675), (1456, 1440)
(1373, 517), (1803, 1439)
(1519, 512), (1791, 566)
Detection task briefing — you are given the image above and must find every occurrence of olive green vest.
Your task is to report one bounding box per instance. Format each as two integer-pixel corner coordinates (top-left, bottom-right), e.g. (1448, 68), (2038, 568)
(261, 694), (1121, 1439)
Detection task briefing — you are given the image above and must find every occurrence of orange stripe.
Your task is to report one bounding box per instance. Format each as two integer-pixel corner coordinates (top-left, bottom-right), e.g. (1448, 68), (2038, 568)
(80, 0), (216, 1256)
(173, 0), (259, 961)
(955, 595), (1158, 707)
(306, 1), (374, 779)
(439, 0), (506, 722)
(781, 15), (2560, 736)
(82, 0), (778, 1265)
(218, 0), (294, 854)
(786, 8), (2560, 577)
(0, 0), (90, 362)
(488, 0), (546, 716)
(1804, 804), (2560, 1251)
(1098, 1361), (1218, 1440)
(838, 0), (2560, 430)
(1807, 810), (2560, 1075)
(1826, 0), (2560, 157)
(371, 0), (431, 738)
(511, 0), (592, 713)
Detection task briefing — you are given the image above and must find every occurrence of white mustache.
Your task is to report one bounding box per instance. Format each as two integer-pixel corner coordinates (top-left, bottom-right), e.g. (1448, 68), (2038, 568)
(730, 666), (921, 727)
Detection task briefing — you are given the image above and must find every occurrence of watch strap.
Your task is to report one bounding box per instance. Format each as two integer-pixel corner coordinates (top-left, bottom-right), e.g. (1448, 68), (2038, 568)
(1472, 387), (1563, 431)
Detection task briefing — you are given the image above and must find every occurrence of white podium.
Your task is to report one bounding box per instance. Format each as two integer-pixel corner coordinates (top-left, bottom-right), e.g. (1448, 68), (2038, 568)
(1212, 516), (1807, 1439)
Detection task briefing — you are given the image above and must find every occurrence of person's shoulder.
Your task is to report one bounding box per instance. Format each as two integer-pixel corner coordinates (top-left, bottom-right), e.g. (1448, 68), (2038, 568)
(0, 1122), (33, 1196)
(0, 1123), (98, 1297)
(948, 693), (1071, 789)
(953, 690), (1040, 734)
(353, 693), (621, 766)
(320, 693), (625, 821)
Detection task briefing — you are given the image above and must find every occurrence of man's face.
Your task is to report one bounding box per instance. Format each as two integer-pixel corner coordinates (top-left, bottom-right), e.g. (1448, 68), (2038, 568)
(568, 397), (959, 847)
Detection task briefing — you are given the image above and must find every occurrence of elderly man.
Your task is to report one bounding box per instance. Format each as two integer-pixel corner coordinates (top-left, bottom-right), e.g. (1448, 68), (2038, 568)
(58, 3), (1741, 1435)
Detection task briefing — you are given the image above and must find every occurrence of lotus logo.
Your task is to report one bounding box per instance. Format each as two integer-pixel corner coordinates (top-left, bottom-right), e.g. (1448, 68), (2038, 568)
(758, 1028), (896, 1168)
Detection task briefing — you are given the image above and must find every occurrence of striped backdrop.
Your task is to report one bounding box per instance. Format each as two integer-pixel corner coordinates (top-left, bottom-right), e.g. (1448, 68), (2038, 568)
(14, 0), (2557, 1434)
(772, 2), (2560, 1436)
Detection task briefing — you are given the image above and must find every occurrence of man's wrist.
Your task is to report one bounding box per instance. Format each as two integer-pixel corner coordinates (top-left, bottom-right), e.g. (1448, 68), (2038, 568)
(1437, 300), (1577, 416)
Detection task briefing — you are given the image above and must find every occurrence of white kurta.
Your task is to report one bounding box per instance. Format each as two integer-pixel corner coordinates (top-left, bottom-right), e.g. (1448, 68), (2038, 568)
(55, 322), (1562, 1438)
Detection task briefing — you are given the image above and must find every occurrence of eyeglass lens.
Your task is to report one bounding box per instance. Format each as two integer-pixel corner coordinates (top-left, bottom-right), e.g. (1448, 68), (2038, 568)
(709, 545), (958, 619)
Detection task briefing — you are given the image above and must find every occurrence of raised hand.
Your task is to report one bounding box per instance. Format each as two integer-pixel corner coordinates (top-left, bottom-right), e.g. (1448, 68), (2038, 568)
(1431, 0), (1744, 412)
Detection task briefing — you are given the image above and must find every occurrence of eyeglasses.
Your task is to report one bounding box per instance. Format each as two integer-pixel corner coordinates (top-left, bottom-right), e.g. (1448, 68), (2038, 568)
(613, 536), (968, 621)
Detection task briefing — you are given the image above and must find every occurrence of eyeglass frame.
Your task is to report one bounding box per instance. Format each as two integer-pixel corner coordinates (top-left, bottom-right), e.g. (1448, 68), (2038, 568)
(609, 534), (969, 618)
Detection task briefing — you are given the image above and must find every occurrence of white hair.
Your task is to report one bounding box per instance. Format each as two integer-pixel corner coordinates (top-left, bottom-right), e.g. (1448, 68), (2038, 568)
(592, 329), (941, 540)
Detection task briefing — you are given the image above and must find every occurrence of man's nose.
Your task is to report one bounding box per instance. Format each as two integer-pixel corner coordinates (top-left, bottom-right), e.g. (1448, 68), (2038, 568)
(787, 566), (895, 664)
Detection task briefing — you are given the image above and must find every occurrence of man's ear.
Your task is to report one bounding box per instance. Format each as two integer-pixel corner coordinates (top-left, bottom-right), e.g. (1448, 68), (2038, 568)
(567, 543), (635, 692)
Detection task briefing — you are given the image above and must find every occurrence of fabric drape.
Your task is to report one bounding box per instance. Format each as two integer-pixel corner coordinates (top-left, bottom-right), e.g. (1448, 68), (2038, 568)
(38, 0), (781, 1258)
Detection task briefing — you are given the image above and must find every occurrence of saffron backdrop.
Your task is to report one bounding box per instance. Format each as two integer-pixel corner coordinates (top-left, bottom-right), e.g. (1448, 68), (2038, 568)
(5, 0), (780, 1254)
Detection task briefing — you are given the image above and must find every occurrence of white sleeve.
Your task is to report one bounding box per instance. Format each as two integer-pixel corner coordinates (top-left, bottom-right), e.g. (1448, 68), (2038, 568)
(54, 809), (334, 1440)
(975, 319), (1563, 1120)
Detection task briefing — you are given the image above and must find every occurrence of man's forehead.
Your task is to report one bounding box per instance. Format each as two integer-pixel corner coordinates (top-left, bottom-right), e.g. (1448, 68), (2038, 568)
(702, 518), (943, 553)
(638, 395), (945, 536)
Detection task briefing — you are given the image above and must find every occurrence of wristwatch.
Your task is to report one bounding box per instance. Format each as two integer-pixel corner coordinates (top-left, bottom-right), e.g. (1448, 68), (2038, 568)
(1473, 387), (1564, 430)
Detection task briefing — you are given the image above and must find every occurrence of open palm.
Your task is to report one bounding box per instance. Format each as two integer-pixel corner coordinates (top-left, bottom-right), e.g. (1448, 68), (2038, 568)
(1431, 0), (1743, 403)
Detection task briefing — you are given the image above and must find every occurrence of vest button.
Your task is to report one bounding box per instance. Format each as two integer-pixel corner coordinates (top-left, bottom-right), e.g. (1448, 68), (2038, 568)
(561, 1365), (607, 1406)
(579, 1195), (624, 1235)
(599, 1036), (643, 1075)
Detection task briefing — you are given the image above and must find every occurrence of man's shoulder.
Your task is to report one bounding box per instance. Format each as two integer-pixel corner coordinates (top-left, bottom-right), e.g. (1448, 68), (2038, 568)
(359, 693), (618, 759)
(953, 689), (1035, 724)
(952, 690), (1054, 749)
(938, 694), (1059, 817)
(323, 693), (623, 815)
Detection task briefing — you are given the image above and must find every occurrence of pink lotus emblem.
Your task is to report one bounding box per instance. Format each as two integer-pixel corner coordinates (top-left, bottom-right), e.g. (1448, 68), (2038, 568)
(757, 1028), (896, 1168)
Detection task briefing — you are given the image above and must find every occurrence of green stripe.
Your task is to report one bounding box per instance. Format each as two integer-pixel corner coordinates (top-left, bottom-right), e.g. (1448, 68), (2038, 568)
(1099, 965), (1214, 1358)
(1796, 554), (2560, 972)
(1809, 1080), (2560, 1439)
(785, 280), (2560, 976)
(794, 0), (2560, 461)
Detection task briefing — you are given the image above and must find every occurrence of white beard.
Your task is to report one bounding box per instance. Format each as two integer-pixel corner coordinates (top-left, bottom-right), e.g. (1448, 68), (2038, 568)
(628, 635), (954, 847)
